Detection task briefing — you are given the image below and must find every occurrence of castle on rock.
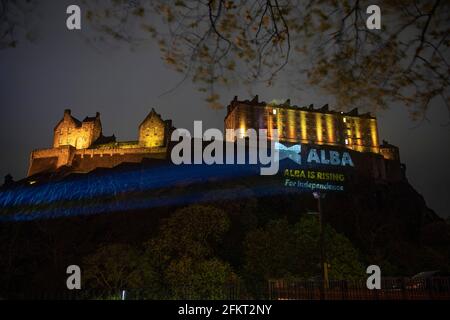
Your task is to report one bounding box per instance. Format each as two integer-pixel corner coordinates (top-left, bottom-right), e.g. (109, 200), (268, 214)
(28, 96), (401, 180)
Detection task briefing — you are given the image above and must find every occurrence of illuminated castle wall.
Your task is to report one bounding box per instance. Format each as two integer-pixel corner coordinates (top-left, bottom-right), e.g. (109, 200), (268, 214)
(225, 96), (397, 160)
(27, 96), (401, 178)
(28, 108), (173, 177)
(139, 109), (171, 148)
(53, 110), (102, 149)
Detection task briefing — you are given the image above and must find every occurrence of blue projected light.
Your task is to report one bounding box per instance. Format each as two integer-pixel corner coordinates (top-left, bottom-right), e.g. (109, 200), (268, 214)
(0, 162), (300, 221)
(0, 164), (258, 208)
(0, 153), (348, 222)
(0, 183), (293, 222)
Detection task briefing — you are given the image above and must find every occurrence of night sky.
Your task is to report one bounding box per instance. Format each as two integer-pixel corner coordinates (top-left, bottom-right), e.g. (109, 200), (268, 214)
(1, 0), (449, 218)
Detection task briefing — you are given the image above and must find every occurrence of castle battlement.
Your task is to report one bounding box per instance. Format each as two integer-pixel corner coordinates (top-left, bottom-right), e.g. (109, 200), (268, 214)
(28, 108), (173, 177)
(225, 95), (399, 161)
(28, 97), (401, 178)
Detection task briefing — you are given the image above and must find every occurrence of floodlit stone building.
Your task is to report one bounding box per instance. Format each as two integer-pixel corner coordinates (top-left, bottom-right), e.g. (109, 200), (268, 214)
(224, 95), (399, 161)
(27, 96), (401, 179)
(28, 108), (173, 176)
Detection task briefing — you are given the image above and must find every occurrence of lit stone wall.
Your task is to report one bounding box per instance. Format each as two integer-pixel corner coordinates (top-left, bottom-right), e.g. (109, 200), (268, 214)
(139, 109), (167, 148)
(343, 116), (379, 153)
(28, 146), (168, 176)
(379, 145), (400, 161)
(53, 110), (102, 150)
(28, 108), (174, 177)
(225, 98), (381, 155)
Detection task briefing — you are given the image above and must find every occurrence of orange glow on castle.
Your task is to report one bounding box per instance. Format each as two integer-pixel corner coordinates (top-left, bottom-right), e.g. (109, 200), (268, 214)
(224, 95), (397, 159)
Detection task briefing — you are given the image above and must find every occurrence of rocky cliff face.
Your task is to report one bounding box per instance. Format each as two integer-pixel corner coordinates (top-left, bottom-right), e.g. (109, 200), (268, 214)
(0, 159), (449, 293)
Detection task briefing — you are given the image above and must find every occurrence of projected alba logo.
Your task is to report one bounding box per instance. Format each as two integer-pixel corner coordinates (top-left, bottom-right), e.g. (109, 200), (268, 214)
(277, 143), (354, 192)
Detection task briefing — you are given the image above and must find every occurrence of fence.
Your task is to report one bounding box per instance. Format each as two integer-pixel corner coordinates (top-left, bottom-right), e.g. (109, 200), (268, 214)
(269, 277), (450, 300)
(4, 278), (450, 300)
(3, 283), (243, 300)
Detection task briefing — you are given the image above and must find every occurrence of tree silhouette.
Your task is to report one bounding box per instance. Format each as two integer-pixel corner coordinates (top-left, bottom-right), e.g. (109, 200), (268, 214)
(0, 0), (38, 49)
(143, 205), (235, 299)
(81, 0), (449, 118)
(244, 216), (364, 280)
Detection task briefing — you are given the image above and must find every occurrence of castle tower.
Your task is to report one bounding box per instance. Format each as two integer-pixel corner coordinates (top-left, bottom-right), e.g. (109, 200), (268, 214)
(379, 140), (400, 161)
(53, 109), (102, 150)
(139, 108), (171, 148)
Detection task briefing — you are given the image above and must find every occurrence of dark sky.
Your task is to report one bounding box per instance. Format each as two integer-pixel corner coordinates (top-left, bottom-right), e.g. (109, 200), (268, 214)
(1, 0), (449, 218)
